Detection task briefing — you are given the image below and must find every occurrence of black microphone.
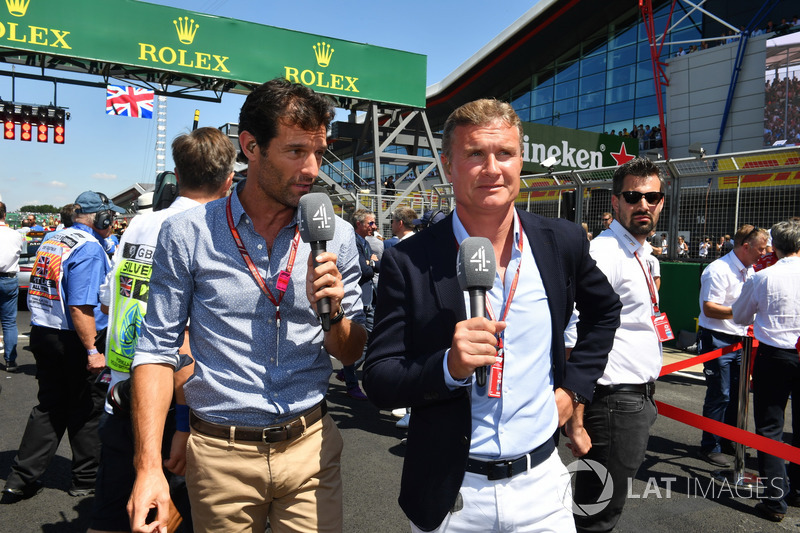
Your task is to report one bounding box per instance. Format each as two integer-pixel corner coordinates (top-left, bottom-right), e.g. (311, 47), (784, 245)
(456, 237), (497, 388)
(298, 193), (336, 331)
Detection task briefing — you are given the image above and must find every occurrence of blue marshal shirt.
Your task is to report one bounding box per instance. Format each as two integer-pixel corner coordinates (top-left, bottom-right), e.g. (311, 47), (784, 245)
(31, 223), (111, 331)
(445, 208), (557, 459)
(133, 184), (365, 426)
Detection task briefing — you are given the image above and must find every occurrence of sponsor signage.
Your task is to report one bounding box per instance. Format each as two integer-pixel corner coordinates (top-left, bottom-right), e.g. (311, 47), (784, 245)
(521, 122), (638, 173)
(0, 0), (427, 107)
(716, 153), (800, 189)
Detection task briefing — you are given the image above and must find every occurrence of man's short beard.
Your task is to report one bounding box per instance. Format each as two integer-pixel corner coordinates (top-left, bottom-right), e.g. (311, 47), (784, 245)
(624, 212), (657, 236)
(628, 221), (654, 236)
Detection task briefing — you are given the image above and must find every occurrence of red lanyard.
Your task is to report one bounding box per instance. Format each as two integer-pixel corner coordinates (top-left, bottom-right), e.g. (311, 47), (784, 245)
(633, 250), (660, 315)
(226, 194), (301, 327)
(485, 229), (523, 323)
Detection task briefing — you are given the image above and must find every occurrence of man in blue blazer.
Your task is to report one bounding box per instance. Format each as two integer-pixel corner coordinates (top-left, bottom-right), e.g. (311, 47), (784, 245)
(363, 99), (621, 532)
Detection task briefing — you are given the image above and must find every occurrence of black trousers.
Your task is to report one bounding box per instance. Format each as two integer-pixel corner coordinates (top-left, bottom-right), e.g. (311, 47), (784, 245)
(752, 342), (800, 514)
(6, 325), (105, 490)
(573, 389), (657, 533)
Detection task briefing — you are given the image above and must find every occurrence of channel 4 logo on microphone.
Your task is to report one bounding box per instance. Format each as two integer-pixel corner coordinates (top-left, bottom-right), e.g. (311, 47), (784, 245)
(470, 246), (491, 272)
(312, 204), (332, 229)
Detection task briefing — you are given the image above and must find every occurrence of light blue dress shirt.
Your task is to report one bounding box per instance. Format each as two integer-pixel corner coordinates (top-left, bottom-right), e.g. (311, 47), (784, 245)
(133, 184), (365, 426)
(446, 208), (557, 459)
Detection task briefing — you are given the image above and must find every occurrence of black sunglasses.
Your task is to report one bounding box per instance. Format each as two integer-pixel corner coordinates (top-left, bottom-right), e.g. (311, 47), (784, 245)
(619, 191), (665, 205)
(742, 226), (762, 244)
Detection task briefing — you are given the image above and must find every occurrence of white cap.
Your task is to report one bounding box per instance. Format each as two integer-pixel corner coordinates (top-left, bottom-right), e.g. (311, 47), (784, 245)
(137, 192), (154, 214)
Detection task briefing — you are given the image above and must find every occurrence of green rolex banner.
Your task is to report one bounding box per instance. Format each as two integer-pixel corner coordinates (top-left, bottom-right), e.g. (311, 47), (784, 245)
(521, 122), (639, 173)
(0, 0), (427, 107)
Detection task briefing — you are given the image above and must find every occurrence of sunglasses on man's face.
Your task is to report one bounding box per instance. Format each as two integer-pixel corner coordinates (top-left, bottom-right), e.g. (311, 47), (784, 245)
(618, 191), (665, 205)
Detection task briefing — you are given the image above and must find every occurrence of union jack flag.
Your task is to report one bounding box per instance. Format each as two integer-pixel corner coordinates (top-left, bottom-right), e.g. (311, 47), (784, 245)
(106, 84), (154, 119)
(35, 256), (50, 277)
(119, 276), (133, 298)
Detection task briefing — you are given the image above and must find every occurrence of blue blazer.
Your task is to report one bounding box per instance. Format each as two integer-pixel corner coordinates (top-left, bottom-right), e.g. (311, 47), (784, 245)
(363, 210), (621, 531)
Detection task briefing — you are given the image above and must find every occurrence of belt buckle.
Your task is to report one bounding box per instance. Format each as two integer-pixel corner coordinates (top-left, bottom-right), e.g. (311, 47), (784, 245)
(487, 459), (514, 481)
(261, 424), (290, 443)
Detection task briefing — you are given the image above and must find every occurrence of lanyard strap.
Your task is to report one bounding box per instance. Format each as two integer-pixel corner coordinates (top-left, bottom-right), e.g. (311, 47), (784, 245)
(485, 225), (524, 323)
(225, 194), (300, 314)
(633, 250), (660, 315)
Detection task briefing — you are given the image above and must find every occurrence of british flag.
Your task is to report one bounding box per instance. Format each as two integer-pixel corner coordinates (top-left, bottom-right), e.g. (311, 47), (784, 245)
(106, 84), (154, 119)
(35, 256), (50, 277)
(119, 276), (133, 298)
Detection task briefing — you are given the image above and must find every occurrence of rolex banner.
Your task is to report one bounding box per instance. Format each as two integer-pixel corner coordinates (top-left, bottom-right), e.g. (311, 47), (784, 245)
(0, 0), (427, 107)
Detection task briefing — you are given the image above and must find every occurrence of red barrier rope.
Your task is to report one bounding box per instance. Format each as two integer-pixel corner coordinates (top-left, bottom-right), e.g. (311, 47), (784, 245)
(657, 338), (798, 464)
(659, 342), (743, 377)
(656, 401), (800, 464)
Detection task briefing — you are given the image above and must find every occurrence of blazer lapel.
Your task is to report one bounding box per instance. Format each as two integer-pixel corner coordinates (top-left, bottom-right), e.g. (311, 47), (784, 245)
(519, 211), (566, 323)
(426, 215), (467, 321)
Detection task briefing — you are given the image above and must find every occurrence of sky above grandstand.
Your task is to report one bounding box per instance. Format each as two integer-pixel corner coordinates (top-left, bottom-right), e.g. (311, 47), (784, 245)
(0, 0), (537, 213)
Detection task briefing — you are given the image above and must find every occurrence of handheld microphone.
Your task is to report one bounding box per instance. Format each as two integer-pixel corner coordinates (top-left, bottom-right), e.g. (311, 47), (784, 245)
(298, 193), (336, 331)
(456, 237), (497, 388)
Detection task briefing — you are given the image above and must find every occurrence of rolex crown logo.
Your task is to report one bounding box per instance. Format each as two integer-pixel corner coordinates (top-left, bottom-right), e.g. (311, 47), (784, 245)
(6, 0), (30, 17)
(313, 42), (334, 68)
(173, 16), (199, 45)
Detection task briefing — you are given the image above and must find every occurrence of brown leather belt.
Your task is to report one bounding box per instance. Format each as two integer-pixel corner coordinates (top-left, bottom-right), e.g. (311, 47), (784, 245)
(190, 401), (327, 443)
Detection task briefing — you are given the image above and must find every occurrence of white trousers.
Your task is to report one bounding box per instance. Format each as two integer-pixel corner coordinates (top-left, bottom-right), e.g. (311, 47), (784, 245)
(410, 448), (576, 533)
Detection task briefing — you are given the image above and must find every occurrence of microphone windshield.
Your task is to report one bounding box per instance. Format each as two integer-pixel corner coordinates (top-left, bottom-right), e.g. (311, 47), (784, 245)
(298, 193), (336, 242)
(457, 237), (497, 291)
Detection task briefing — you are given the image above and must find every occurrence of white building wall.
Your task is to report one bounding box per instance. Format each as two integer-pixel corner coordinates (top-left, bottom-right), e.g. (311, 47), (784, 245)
(666, 34), (767, 157)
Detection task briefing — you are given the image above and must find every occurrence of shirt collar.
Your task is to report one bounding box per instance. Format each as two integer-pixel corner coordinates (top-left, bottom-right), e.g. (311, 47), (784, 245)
(727, 250), (747, 274)
(230, 181), (299, 230)
(452, 207), (521, 253)
(608, 219), (644, 255)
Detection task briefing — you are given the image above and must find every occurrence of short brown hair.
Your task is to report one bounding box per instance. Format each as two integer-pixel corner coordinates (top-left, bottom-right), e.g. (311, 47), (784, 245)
(172, 127), (236, 194)
(733, 224), (768, 247)
(392, 207), (417, 229)
(238, 78), (334, 153)
(441, 99), (523, 159)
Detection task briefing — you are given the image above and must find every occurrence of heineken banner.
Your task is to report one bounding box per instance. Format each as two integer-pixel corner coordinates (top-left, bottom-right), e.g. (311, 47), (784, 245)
(0, 0), (427, 107)
(521, 122), (639, 173)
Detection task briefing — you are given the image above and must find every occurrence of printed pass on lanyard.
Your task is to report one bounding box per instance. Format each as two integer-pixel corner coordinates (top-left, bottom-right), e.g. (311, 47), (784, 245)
(634, 250), (674, 342)
(488, 337), (505, 398)
(652, 313), (674, 342)
(484, 226), (523, 399)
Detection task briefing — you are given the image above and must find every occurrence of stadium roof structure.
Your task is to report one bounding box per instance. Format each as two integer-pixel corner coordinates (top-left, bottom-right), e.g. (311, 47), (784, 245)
(424, 0), (646, 124)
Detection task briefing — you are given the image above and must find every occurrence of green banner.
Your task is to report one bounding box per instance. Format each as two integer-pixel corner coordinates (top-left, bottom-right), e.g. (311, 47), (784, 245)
(521, 122), (639, 173)
(0, 0), (427, 107)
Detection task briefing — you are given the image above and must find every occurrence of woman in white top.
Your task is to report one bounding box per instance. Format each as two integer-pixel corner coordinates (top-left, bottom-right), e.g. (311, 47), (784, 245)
(677, 235), (689, 257)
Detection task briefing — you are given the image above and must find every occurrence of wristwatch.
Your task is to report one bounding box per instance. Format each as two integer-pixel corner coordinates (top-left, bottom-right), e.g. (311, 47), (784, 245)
(328, 307), (345, 325)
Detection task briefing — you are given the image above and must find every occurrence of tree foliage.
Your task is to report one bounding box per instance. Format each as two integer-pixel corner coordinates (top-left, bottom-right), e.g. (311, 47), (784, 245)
(18, 204), (60, 214)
